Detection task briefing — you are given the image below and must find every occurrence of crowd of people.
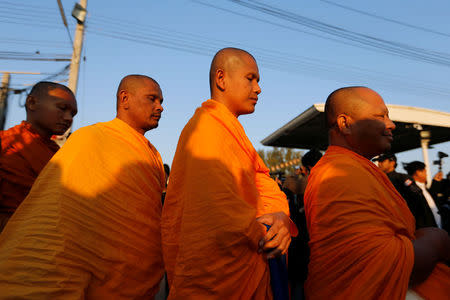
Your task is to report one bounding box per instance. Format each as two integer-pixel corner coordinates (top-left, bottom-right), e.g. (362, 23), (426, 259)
(0, 48), (449, 299)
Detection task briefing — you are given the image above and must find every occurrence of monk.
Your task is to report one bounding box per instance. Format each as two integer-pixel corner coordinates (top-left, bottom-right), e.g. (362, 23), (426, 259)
(0, 75), (166, 299)
(161, 48), (295, 299)
(0, 81), (77, 231)
(304, 86), (450, 299)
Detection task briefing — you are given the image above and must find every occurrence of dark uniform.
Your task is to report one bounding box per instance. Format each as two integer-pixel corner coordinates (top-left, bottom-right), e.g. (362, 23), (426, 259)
(387, 171), (438, 229)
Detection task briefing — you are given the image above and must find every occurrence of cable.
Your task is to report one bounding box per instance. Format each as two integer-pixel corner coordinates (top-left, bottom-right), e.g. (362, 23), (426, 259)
(319, 0), (450, 38)
(220, 0), (450, 67)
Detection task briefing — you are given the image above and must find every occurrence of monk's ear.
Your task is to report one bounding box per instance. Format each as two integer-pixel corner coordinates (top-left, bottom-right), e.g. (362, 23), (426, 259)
(118, 90), (130, 110)
(336, 114), (352, 135)
(25, 95), (38, 112)
(215, 69), (225, 91)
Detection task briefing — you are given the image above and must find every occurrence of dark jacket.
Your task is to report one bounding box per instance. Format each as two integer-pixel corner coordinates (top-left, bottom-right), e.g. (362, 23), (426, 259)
(387, 171), (437, 229)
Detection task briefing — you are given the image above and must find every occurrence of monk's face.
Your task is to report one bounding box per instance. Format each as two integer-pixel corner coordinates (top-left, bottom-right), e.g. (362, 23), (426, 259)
(346, 90), (396, 159)
(225, 54), (261, 117)
(33, 87), (77, 136)
(128, 79), (163, 132)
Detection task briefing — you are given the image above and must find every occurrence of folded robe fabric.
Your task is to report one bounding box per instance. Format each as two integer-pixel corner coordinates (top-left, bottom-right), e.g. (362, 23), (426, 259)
(0, 121), (59, 214)
(0, 118), (165, 299)
(161, 99), (291, 299)
(304, 146), (450, 300)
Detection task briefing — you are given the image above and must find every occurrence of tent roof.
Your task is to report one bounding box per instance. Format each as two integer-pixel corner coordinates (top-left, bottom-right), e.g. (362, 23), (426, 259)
(261, 104), (450, 153)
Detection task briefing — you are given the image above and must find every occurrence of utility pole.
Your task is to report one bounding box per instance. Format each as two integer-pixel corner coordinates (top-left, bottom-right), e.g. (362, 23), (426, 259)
(54, 0), (87, 146)
(0, 73), (11, 130)
(68, 0), (87, 95)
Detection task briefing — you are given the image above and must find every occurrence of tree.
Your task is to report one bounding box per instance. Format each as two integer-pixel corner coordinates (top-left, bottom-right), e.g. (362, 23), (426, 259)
(257, 147), (303, 175)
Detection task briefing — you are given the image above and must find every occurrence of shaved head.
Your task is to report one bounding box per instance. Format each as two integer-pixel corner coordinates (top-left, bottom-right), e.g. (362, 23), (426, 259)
(25, 81), (77, 139)
(324, 86), (396, 159)
(209, 47), (256, 93)
(116, 74), (159, 109)
(208, 48), (261, 117)
(26, 81), (74, 113)
(116, 74), (163, 135)
(325, 86), (376, 129)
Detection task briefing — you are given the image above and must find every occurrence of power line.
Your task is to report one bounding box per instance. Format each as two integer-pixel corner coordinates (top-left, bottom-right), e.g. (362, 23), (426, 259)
(222, 0), (450, 67)
(2, 1), (449, 100)
(84, 22), (450, 98)
(56, 0), (74, 47)
(0, 51), (71, 61)
(319, 0), (450, 38)
(1, 37), (71, 49)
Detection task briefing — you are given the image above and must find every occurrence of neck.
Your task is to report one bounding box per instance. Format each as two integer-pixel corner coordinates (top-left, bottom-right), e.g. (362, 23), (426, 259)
(413, 175), (425, 184)
(329, 133), (373, 160)
(116, 115), (146, 136)
(25, 118), (52, 140)
(210, 94), (239, 118)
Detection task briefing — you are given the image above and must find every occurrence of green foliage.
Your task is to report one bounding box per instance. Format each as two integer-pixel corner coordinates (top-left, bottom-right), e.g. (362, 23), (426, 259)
(257, 147), (303, 174)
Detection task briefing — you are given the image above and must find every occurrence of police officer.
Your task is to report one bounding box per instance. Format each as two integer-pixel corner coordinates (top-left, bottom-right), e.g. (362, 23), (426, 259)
(373, 153), (437, 229)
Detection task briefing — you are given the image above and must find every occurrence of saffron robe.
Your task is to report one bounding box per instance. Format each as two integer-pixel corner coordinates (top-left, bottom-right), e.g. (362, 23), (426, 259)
(304, 146), (450, 300)
(0, 121), (59, 213)
(0, 118), (165, 299)
(161, 99), (292, 299)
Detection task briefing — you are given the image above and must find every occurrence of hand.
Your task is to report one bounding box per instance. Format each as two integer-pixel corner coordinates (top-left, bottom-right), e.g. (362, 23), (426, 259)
(256, 212), (291, 259)
(433, 171), (443, 182)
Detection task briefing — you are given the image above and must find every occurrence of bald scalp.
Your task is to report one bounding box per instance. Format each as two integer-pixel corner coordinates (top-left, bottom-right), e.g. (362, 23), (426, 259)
(116, 74), (159, 109)
(209, 47), (256, 93)
(26, 81), (74, 113)
(324, 86), (376, 129)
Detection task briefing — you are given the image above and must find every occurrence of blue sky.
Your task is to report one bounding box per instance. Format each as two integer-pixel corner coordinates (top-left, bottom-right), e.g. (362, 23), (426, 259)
(2, 0), (449, 175)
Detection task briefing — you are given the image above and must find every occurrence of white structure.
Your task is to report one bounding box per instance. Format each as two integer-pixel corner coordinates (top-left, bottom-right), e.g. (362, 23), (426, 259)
(262, 104), (450, 185)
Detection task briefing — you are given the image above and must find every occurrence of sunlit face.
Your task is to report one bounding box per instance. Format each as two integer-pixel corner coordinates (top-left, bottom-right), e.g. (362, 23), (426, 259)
(225, 55), (261, 117)
(347, 92), (396, 159)
(127, 79), (163, 133)
(414, 168), (427, 183)
(377, 159), (395, 173)
(31, 87), (78, 136)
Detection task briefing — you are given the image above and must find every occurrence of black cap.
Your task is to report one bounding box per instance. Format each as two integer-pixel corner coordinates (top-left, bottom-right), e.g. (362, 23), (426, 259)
(403, 161), (425, 176)
(372, 153), (397, 162)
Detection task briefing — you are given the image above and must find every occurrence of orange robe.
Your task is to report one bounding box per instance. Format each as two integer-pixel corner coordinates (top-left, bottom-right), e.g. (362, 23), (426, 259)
(0, 118), (165, 299)
(0, 121), (59, 213)
(161, 99), (291, 299)
(304, 146), (450, 300)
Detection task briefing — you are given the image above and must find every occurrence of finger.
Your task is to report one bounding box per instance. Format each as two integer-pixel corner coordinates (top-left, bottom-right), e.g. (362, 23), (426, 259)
(263, 232), (282, 250)
(263, 225), (289, 250)
(266, 235), (291, 259)
(263, 223), (281, 242)
(266, 247), (282, 259)
(256, 214), (274, 226)
(280, 235), (291, 255)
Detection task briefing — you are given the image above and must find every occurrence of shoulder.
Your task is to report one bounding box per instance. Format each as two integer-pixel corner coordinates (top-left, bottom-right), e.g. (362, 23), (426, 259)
(178, 109), (232, 151)
(1, 123), (37, 154)
(1, 123), (24, 145)
(307, 151), (378, 198)
(68, 123), (103, 140)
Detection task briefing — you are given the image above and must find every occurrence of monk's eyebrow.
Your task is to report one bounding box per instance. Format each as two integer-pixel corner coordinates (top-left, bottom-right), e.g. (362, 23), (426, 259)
(246, 72), (260, 82)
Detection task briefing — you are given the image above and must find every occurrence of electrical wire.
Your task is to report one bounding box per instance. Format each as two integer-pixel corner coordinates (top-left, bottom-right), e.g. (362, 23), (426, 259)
(2, 1), (449, 100)
(319, 0), (450, 38)
(220, 0), (450, 67)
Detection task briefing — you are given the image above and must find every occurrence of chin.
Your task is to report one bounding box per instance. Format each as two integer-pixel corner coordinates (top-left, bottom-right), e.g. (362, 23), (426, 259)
(52, 130), (66, 136)
(239, 107), (256, 116)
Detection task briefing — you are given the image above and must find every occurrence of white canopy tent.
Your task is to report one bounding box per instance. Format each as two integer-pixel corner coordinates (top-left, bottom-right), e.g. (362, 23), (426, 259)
(261, 104), (450, 185)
